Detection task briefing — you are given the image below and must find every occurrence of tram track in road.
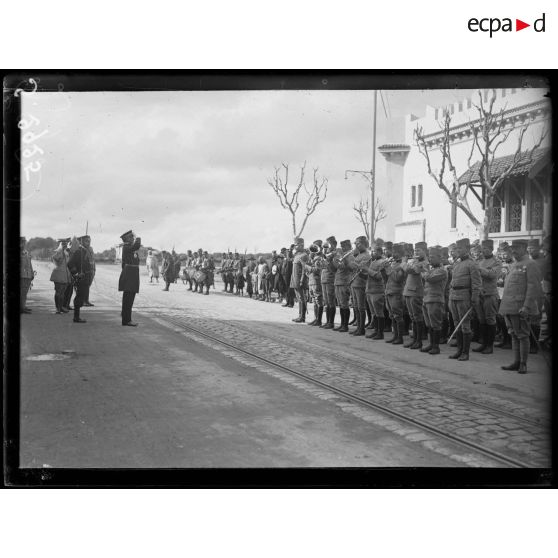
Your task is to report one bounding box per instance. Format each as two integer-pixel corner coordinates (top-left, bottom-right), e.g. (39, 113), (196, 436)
(159, 313), (548, 469)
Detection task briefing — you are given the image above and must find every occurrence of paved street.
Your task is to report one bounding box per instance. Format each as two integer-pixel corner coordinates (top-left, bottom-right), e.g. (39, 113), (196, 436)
(19, 261), (552, 468)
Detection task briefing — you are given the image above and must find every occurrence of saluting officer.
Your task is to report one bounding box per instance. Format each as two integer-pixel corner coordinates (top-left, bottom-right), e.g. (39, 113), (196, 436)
(290, 237), (308, 323)
(364, 241), (386, 340)
(384, 243), (406, 345)
(472, 239), (502, 355)
(50, 237), (72, 314)
(403, 241), (429, 350)
(420, 246), (448, 355)
(448, 238), (481, 361)
(118, 230), (141, 326)
(500, 239), (543, 374)
(67, 235), (94, 323)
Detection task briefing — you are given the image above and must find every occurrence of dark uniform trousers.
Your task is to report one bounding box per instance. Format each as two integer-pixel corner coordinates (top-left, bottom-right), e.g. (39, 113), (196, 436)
(335, 285), (350, 309)
(475, 294), (499, 326)
(351, 286), (366, 311)
(449, 297), (472, 334)
(309, 280), (323, 307)
(73, 274), (91, 310)
(122, 291), (136, 324)
(321, 282), (335, 307)
(423, 302), (444, 330)
(405, 296), (424, 323)
(367, 293), (385, 317)
(386, 294), (404, 323)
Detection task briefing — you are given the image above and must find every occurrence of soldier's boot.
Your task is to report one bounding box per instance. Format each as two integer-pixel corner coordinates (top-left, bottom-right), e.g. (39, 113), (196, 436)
(495, 317), (511, 349)
(339, 309), (349, 332)
(292, 301), (303, 323)
(349, 309), (360, 335)
(385, 321), (397, 343)
(320, 307), (330, 328)
(372, 317), (385, 340)
(384, 315), (392, 332)
(355, 310), (367, 336)
(429, 330), (441, 355)
(473, 324), (487, 352)
(448, 331), (463, 359)
(501, 336), (520, 370)
(402, 313), (411, 336)
(529, 325), (540, 354)
(348, 309), (357, 326)
(457, 333), (471, 361)
(410, 322), (424, 349)
(481, 324), (496, 355)
(420, 330), (434, 352)
(307, 304), (318, 326)
(73, 306), (86, 323)
(518, 337), (529, 374)
(333, 308), (344, 331)
(471, 318), (480, 344)
(422, 324), (428, 340)
(404, 322), (416, 348)
(365, 305), (373, 329)
(439, 319), (449, 344)
(204, 286), (209, 295)
(392, 321), (404, 345)
(315, 306), (324, 327)
(326, 307), (337, 330)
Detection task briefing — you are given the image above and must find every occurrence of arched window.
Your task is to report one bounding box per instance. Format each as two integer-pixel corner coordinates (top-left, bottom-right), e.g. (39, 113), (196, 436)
(417, 184), (423, 207)
(411, 185), (416, 207)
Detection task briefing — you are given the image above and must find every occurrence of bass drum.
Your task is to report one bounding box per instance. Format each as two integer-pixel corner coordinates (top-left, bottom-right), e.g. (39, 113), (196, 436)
(193, 269), (207, 284)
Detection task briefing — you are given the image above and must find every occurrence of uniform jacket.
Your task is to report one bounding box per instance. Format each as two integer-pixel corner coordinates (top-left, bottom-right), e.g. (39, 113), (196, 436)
(365, 257), (386, 294)
(21, 250), (34, 279)
(385, 261), (406, 295)
(333, 250), (355, 286)
(449, 256), (481, 301)
(478, 256), (502, 297)
(118, 237), (141, 293)
(319, 253), (336, 284)
(290, 251), (308, 288)
(50, 247), (72, 284)
(403, 258), (428, 297)
(68, 246), (93, 277)
(499, 254), (543, 316)
(282, 257), (293, 285)
(162, 256), (175, 281)
(423, 265), (448, 303)
(305, 253), (322, 286)
(348, 250), (372, 289)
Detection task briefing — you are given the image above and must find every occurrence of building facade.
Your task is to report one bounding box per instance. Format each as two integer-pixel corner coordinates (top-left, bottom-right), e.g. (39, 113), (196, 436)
(378, 88), (551, 246)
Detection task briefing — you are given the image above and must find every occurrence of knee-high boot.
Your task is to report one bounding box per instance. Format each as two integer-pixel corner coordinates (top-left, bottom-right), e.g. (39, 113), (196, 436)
(458, 332), (471, 361)
(404, 321), (416, 348)
(518, 336), (529, 373)
(372, 317), (385, 340)
(529, 325), (540, 354)
(502, 336), (520, 370)
(449, 331), (463, 359)
(410, 322), (423, 349)
(473, 323), (487, 352)
(481, 324), (495, 354)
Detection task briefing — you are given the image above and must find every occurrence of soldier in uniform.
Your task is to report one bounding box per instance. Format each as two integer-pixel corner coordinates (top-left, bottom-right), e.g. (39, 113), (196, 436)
(281, 247), (295, 308)
(200, 251), (215, 295)
(305, 240), (325, 326)
(380, 241), (394, 333)
(403, 241), (429, 350)
(68, 235), (95, 323)
(384, 243), (406, 344)
(320, 236), (338, 329)
(20, 236), (34, 314)
(332, 239), (354, 332)
(118, 230), (141, 326)
(500, 239), (543, 373)
(540, 236), (551, 348)
(440, 246), (452, 344)
(347, 236), (371, 336)
(161, 251), (175, 291)
(364, 240), (386, 340)
(290, 238), (309, 322)
(472, 239), (502, 355)
(420, 246), (448, 355)
(81, 235), (96, 306)
(495, 242), (513, 349)
(448, 238), (481, 361)
(50, 237), (72, 314)
(527, 238), (545, 353)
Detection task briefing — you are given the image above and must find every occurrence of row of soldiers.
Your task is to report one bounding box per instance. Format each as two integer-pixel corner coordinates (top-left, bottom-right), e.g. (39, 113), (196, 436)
(287, 235), (549, 374)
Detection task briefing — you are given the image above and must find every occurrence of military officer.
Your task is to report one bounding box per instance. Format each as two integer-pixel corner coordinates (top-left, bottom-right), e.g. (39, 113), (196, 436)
(50, 237), (72, 314)
(20, 236), (34, 314)
(118, 230), (141, 326)
(220, 252), (229, 291)
(527, 238), (545, 353)
(448, 238), (482, 361)
(494, 242), (513, 349)
(384, 243), (406, 344)
(290, 237), (308, 323)
(68, 235), (95, 323)
(364, 241), (386, 340)
(500, 239), (543, 374)
(347, 236), (371, 336)
(319, 236), (338, 329)
(472, 239), (502, 355)
(403, 241), (429, 349)
(281, 247), (295, 307)
(420, 246), (448, 355)
(200, 251), (215, 295)
(305, 240), (325, 326)
(440, 246), (452, 343)
(332, 239), (354, 332)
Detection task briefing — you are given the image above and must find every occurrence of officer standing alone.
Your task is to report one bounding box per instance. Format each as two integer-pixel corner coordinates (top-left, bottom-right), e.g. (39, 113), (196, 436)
(118, 230), (141, 326)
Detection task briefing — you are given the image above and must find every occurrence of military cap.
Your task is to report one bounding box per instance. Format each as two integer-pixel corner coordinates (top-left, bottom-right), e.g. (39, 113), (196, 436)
(385, 241), (393, 250)
(340, 239), (352, 250)
(440, 247), (449, 257)
(313, 239), (323, 247)
(280, 247), (287, 253)
(356, 235), (368, 244)
(326, 236), (337, 244)
(428, 246), (442, 257)
(511, 239), (528, 248)
(78, 235), (90, 242)
(456, 238), (470, 248)
(499, 241), (509, 249)
(57, 237), (71, 243)
(375, 238), (385, 247)
(414, 241), (427, 251)
(448, 243), (457, 250)
(527, 238), (540, 248)
(392, 243), (405, 257)
(203, 250), (208, 254)
(481, 239), (494, 249)
(404, 243), (414, 256)
(120, 230), (133, 240)
(294, 237), (304, 245)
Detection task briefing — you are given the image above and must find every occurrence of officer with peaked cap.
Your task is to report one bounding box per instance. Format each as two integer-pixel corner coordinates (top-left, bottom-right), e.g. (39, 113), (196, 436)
(499, 239), (543, 373)
(384, 243), (406, 344)
(50, 237), (72, 314)
(494, 242), (513, 349)
(67, 235), (94, 323)
(472, 239), (502, 355)
(320, 236), (338, 329)
(118, 230), (141, 326)
(448, 238), (482, 361)
(403, 241), (429, 349)
(332, 239), (355, 332)
(290, 237), (308, 322)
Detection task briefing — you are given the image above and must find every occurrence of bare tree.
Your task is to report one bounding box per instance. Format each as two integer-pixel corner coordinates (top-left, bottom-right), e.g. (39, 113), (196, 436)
(414, 89), (547, 240)
(353, 194), (387, 243)
(267, 161), (328, 239)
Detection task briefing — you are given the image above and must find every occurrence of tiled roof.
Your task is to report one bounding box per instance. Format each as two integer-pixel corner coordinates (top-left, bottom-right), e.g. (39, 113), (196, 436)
(458, 147), (549, 185)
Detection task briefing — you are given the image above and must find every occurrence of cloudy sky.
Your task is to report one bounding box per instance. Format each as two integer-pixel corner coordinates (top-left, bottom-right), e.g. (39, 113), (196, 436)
(21, 88), (466, 253)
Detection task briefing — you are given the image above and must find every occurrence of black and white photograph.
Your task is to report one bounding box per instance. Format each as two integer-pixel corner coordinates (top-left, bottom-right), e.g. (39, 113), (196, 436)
(4, 73), (553, 486)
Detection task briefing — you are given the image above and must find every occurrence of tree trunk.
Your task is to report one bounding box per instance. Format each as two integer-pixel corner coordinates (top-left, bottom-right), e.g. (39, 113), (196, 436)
(479, 194), (494, 241)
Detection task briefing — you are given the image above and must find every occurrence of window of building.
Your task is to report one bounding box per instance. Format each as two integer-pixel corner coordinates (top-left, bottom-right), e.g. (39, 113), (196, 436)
(488, 196), (502, 233)
(467, 98), (472, 109)
(458, 102), (463, 112)
(450, 202), (457, 229)
(411, 185), (416, 207)
(511, 88), (517, 94)
(507, 182), (523, 232)
(530, 186), (544, 230)
(417, 184), (423, 207)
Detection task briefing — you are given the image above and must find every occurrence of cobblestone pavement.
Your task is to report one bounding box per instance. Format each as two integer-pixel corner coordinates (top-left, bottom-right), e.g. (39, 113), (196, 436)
(33, 263), (552, 467)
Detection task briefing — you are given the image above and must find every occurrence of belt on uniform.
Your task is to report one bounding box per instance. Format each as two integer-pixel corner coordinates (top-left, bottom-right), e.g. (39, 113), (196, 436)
(451, 285), (469, 290)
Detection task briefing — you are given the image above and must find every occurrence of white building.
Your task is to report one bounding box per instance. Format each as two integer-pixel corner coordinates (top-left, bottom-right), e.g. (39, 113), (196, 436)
(376, 88), (551, 247)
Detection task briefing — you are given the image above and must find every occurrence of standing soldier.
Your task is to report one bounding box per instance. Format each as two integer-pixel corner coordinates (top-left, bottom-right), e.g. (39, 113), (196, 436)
(440, 246), (452, 344)
(420, 246), (448, 355)
(403, 241), (429, 350)
(348, 236), (371, 336)
(290, 238), (308, 323)
(332, 239), (354, 332)
(161, 251), (175, 291)
(118, 230), (141, 326)
(200, 250), (215, 295)
(500, 239), (543, 373)
(540, 236), (551, 348)
(527, 238), (545, 353)
(384, 243), (406, 344)
(79, 235), (96, 306)
(305, 240), (325, 326)
(495, 242), (513, 349)
(320, 236), (338, 329)
(20, 236), (34, 314)
(364, 241), (386, 340)
(67, 235), (94, 323)
(448, 238), (481, 361)
(50, 237), (72, 314)
(472, 239), (502, 355)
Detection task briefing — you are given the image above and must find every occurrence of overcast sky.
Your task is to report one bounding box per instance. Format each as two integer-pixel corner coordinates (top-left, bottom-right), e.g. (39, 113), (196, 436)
(21, 88), (470, 253)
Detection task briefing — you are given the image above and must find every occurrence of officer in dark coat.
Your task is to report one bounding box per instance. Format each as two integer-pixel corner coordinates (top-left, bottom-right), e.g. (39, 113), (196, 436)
(67, 235), (94, 323)
(118, 230), (141, 326)
(290, 237), (308, 323)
